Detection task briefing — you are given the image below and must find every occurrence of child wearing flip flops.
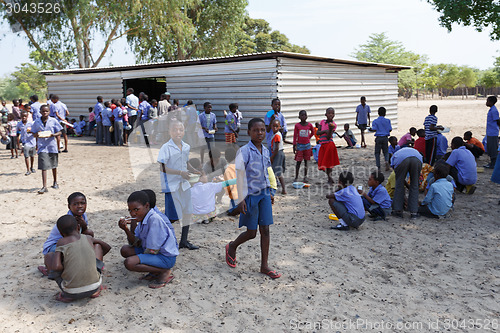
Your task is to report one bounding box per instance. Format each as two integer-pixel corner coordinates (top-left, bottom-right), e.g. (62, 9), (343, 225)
(225, 118), (281, 279)
(46, 215), (110, 302)
(119, 191), (178, 289)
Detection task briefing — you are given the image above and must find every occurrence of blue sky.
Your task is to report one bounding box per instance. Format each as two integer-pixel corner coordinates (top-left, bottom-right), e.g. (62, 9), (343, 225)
(0, 0), (498, 76)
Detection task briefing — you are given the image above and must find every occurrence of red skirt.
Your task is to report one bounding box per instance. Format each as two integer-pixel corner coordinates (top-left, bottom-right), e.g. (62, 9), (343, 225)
(318, 141), (339, 170)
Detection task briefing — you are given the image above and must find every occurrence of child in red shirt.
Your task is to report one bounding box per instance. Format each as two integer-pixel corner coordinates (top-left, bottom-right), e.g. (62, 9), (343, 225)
(293, 110), (314, 182)
(414, 129), (426, 157)
(317, 107), (340, 184)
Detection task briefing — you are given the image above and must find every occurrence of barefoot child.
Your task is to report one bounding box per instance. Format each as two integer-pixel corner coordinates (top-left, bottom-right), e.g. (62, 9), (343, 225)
(327, 171), (366, 230)
(317, 107), (340, 184)
(225, 118), (281, 279)
(119, 191), (178, 288)
(358, 171), (392, 221)
(6, 113), (18, 158)
(336, 123), (357, 148)
(17, 111), (36, 175)
(355, 96), (370, 148)
(270, 119), (293, 194)
(293, 110), (314, 182)
(46, 215), (110, 302)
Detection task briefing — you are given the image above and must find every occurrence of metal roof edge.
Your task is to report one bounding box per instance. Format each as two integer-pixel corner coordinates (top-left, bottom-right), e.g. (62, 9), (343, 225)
(40, 51), (411, 75)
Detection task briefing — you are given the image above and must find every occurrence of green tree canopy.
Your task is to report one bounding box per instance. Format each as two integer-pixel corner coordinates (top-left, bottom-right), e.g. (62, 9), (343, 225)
(428, 0), (500, 40)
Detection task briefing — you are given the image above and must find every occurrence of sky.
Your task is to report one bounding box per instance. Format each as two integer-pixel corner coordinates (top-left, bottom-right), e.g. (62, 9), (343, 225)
(0, 0), (499, 77)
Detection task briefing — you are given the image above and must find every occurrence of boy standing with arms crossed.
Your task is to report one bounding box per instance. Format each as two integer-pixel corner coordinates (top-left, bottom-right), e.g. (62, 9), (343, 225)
(225, 118), (281, 279)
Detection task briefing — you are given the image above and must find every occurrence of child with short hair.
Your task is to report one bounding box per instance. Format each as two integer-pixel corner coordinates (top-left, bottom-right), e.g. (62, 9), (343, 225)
(436, 132), (448, 160)
(418, 162), (454, 218)
(119, 191), (178, 288)
(113, 101), (124, 146)
(398, 127), (417, 147)
(88, 107), (95, 136)
(6, 113), (18, 158)
(388, 136), (400, 159)
(424, 105), (444, 165)
(327, 171), (366, 230)
(370, 107), (392, 171)
(102, 101), (113, 145)
(141, 189), (175, 234)
(199, 101), (217, 163)
(485, 95), (500, 168)
(317, 107), (340, 184)
(355, 96), (370, 148)
(336, 123), (357, 148)
(46, 215), (110, 302)
(224, 103), (239, 144)
(463, 131), (484, 158)
(225, 118), (280, 279)
(414, 129), (426, 156)
(446, 136), (477, 194)
(293, 110), (314, 182)
(17, 111), (36, 175)
(358, 171), (392, 221)
(271, 119), (292, 194)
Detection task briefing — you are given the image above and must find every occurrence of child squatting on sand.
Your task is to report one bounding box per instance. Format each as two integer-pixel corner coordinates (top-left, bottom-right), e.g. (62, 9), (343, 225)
(225, 118), (281, 279)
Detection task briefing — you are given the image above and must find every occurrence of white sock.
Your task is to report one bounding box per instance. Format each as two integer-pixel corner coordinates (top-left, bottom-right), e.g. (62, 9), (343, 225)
(337, 218), (347, 227)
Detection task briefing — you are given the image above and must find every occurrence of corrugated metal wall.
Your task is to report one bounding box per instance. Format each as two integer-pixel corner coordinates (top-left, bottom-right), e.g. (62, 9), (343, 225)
(276, 57), (399, 143)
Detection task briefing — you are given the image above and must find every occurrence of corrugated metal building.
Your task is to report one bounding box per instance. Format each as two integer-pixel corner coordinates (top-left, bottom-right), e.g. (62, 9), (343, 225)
(41, 52), (409, 143)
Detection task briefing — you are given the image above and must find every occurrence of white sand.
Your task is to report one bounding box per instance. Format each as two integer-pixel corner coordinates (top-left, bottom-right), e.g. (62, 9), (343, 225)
(0, 99), (499, 332)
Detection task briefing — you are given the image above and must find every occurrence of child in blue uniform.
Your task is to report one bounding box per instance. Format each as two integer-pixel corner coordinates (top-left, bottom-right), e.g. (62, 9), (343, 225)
(359, 171), (392, 221)
(328, 171), (366, 230)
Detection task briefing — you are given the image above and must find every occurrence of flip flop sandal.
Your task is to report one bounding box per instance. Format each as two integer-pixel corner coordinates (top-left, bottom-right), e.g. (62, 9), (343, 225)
(139, 273), (159, 281)
(148, 275), (174, 289)
(261, 270), (281, 279)
(225, 243), (236, 268)
(38, 265), (48, 276)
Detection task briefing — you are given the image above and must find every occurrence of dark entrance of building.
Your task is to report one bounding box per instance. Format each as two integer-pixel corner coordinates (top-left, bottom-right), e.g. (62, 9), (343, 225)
(123, 78), (166, 101)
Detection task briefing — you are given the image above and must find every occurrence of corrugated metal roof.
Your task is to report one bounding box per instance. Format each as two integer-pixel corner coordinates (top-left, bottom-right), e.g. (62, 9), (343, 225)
(40, 51), (411, 75)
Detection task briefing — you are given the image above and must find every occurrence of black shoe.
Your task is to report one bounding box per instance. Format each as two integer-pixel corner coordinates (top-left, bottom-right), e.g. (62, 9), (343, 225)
(372, 216), (385, 221)
(331, 224), (349, 231)
(179, 241), (199, 250)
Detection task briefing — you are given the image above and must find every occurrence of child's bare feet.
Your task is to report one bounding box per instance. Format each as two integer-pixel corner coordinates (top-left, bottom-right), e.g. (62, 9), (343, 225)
(260, 267), (281, 279)
(327, 177), (334, 185)
(281, 189), (287, 195)
(303, 177), (309, 183)
(139, 273), (159, 281)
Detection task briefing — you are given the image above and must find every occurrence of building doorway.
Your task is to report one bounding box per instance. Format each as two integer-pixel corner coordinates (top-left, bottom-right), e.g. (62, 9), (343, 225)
(123, 77), (166, 101)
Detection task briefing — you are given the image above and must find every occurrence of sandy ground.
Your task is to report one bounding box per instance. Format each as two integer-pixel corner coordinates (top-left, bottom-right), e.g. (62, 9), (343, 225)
(0, 99), (499, 332)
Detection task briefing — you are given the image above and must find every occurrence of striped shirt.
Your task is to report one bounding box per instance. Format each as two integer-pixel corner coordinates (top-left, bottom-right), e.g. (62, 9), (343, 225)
(424, 114), (438, 139)
(318, 119), (336, 144)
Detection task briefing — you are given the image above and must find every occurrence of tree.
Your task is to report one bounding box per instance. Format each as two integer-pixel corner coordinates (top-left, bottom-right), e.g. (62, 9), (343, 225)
(457, 66), (477, 98)
(235, 15), (309, 54)
(428, 0), (500, 40)
(478, 69), (498, 95)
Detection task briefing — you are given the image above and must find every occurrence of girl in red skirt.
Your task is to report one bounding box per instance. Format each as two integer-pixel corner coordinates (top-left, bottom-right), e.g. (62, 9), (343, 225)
(317, 107), (340, 184)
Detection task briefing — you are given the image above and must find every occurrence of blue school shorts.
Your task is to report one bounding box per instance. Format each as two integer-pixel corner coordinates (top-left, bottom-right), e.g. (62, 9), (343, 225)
(239, 188), (273, 230)
(134, 247), (176, 269)
(164, 188), (192, 221)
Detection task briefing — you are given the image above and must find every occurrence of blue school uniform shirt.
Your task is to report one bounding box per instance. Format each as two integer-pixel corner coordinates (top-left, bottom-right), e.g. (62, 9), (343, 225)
(424, 114), (438, 140)
(225, 112), (238, 133)
(134, 209), (179, 257)
(446, 146), (477, 185)
(153, 206), (176, 236)
(235, 140), (271, 196)
(356, 104), (370, 124)
(368, 184), (392, 209)
(371, 116), (392, 136)
(112, 107), (123, 122)
(388, 144), (400, 156)
(17, 121), (36, 147)
(101, 107), (112, 126)
(139, 100), (151, 121)
(157, 139), (191, 193)
(421, 178), (454, 216)
(31, 101), (41, 121)
(390, 147), (423, 169)
(265, 111), (287, 148)
(42, 210), (88, 255)
(199, 112), (217, 138)
(486, 105), (500, 136)
(436, 133), (448, 156)
(31, 117), (63, 154)
(94, 102), (104, 122)
(49, 101), (67, 121)
(334, 185), (365, 219)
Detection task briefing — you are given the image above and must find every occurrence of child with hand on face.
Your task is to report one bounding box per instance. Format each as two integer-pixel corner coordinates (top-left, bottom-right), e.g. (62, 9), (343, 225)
(119, 190), (178, 289)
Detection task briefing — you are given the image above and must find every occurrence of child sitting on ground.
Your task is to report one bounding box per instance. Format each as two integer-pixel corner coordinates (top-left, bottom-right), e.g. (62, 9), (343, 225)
(414, 129), (426, 156)
(336, 123), (357, 148)
(445, 136), (477, 194)
(418, 162), (454, 218)
(46, 215), (110, 302)
(388, 136), (400, 159)
(436, 132), (448, 160)
(358, 171), (392, 221)
(293, 110), (314, 182)
(39, 192), (94, 276)
(327, 171), (366, 230)
(398, 127), (417, 147)
(463, 131), (485, 158)
(270, 119), (293, 194)
(119, 190), (178, 288)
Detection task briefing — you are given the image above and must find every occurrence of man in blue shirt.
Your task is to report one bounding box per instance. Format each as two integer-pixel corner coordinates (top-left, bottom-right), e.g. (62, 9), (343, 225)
(391, 147), (423, 219)
(446, 137), (477, 194)
(369, 107), (392, 171)
(485, 96), (500, 168)
(355, 96), (371, 148)
(419, 162), (454, 218)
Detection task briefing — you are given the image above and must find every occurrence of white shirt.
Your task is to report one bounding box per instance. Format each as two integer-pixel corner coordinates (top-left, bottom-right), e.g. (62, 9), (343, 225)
(191, 182), (224, 215)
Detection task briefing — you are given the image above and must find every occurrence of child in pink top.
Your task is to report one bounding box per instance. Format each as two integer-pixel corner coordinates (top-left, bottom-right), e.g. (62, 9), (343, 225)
(317, 107), (340, 184)
(293, 110), (314, 182)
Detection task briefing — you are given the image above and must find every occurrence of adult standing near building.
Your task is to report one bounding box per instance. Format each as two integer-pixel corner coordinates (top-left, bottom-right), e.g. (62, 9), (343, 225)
(30, 95), (42, 121)
(355, 96), (370, 148)
(485, 96), (500, 169)
(391, 147), (423, 220)
(265, 98), (287, 150)
(158, 93), (171, 116)
(94, 96), (104, 144)
(49, 95), (69, 153)
(126, 88), (139, 130)
(423, 105), (444, 166)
